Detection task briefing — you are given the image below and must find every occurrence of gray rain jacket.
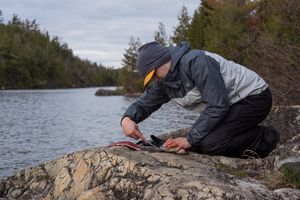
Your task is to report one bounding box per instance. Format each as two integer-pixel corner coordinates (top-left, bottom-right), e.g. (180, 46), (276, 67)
(123, 42), (268, 147)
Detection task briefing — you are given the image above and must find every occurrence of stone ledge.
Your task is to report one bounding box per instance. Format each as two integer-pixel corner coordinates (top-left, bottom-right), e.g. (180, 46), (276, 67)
(0, 143), (299, 200)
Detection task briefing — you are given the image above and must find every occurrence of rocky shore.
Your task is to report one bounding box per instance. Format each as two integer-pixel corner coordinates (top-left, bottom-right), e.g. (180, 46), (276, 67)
(0, 106), (299, 200)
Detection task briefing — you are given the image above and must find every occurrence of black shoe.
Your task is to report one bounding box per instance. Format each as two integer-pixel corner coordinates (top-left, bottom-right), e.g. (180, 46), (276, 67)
(256, 127), (280, 158)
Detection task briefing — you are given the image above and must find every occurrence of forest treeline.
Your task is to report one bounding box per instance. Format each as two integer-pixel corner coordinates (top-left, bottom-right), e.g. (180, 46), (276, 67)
(0, 12), (118, 89)
(1, 0), (299, 105)
(121, 0), (300, 105)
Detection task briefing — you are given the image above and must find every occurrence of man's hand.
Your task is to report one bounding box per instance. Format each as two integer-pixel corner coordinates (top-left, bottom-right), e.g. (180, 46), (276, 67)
(121, 117), (146, 141)
(163, 137), (192, 151)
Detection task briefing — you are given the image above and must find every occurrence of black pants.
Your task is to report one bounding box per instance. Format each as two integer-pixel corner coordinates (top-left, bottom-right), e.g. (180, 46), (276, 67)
(198, 88), (277, 157)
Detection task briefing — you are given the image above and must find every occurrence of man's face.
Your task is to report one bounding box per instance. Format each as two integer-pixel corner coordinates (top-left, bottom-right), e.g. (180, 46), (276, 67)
(153, 60), (171, 83)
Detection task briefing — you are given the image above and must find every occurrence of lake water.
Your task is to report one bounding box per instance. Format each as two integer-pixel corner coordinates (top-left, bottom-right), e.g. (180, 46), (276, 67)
(0, 87), (199, 178)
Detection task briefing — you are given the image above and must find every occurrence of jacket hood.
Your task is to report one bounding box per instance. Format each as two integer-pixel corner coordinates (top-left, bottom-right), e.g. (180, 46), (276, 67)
(168, 42), (190, 73)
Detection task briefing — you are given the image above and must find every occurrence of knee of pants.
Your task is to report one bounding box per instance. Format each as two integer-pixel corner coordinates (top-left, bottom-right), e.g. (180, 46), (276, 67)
(199, 139), (224, 155)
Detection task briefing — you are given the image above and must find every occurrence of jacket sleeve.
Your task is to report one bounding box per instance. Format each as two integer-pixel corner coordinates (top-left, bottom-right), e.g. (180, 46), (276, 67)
(186, 54), (229, 146)
(122, 83), (170, 124)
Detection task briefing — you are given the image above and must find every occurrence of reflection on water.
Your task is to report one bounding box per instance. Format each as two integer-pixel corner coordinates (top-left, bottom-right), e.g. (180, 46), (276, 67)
(0, 87), (199, 178)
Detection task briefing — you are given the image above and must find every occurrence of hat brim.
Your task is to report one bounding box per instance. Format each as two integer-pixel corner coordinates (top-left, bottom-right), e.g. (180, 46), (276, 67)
(144, 69), (155, 86)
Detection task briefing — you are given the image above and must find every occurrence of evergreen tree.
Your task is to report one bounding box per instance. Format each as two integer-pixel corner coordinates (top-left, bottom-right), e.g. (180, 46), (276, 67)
(121, 37), (141, 72)
(171, 6), (191, 45)
(10, 14), (22, 26)
(188, 1), (213, 49)
(119, 37), (144, 93)
(0, 10), (3, 24)
(154, 22), (169, 46)
(188, 0), (250, 58)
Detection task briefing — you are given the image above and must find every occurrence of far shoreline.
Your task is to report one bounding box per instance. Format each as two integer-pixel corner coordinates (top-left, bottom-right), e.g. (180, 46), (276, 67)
(0, 86), (143, 97)
(0, 85), (118, 91)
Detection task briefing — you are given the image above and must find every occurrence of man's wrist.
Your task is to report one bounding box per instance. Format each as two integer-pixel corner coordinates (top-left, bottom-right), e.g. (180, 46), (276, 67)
(120, 116), (131, 126)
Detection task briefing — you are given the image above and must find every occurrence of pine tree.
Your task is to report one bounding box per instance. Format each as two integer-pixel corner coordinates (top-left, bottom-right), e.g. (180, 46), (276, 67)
(121, 37), (141, 72)
(9, 14), (22, 26)
(154, 22), (169, 46)
(119, 37), (143, 93)
(188, 1), (212, 49)
(0, 10), (3, 24)
(171, 6), (191, 45)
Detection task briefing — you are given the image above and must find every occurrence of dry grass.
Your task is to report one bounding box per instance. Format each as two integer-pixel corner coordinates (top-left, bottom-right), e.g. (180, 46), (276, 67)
(260, 170), (299, 190)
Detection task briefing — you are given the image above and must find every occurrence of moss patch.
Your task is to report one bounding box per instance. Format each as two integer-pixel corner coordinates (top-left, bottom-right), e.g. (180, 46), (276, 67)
(259, 163), (300, 190)
(280, 162), (300, 188)
(215, 163), (249, 178)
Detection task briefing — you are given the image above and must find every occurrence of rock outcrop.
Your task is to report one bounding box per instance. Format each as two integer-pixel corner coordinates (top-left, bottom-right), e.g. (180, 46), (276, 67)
(1, 106), (300, 199)
(94, 88), (141, 97)
(94, 89), (122, 96)
(1, 131), (300, 200)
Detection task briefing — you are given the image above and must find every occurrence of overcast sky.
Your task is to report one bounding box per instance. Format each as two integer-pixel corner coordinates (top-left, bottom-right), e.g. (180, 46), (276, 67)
(1, 0), (200, 68)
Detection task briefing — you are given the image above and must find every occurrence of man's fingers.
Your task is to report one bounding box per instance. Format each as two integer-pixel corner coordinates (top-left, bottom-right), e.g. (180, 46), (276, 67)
(130, 134), (139, 140)
(134, 129), (146, 141)
(164, 139), (172, 147)
(163, 140), (170, 147)
(164, 139), (173, 145)
(134, 125), (146, 141)
(176, 146), (182, 151)
(164, 138), (190, 150)
(168, 143), (177, 148)
(164, 139), (177, 148)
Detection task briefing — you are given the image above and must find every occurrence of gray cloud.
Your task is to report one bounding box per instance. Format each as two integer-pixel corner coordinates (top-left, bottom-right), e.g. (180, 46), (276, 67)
(1, 0), (200, 67)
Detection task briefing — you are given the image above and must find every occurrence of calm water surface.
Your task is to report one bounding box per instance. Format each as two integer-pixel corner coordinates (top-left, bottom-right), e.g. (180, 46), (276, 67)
(0, 87), (199, 178)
